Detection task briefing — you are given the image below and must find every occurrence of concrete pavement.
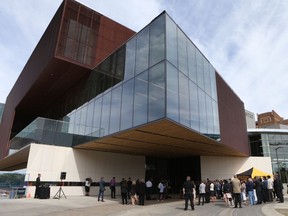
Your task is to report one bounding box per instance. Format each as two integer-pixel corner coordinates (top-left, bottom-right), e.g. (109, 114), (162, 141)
(1, 195), (288, 216)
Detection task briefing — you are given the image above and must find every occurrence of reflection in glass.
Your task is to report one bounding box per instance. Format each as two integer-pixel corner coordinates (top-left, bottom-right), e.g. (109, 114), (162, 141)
(188, 42), (197, 84)
(179, 72), (190, 127)
(121, 79), (134, 130)
(198, 89), (207, 133)
(136, 28), (149, 75)
(92, 97), (102, 133)
(196, 50), (204, 90)
(206, 95), (213, 133)
(148, 62), (165, 122)
(109, 86), (122, 134)
(210, 65), (217, 101)
(203, 59), (211, 97)
(86, 101), (95, 128)
(212, 101), (220, 135)
(124, 37), (136, 80)
(149, 14), (165, 67)
(100, 92), (111, 136)
(167, 63), (179, 122)
(189, 80), (199, 131)
(134, 71), (148, 126)
(177, 30), (188, 76)
(166, 15), (177, 67)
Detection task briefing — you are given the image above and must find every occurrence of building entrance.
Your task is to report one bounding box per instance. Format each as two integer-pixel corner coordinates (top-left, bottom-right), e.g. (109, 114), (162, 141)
(145, 156), (201, 196)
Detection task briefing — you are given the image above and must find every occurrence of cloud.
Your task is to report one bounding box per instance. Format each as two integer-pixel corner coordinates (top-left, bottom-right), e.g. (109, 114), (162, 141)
(1, 0), (288, 119)
(0, 0), (62, 103)
(161, 0), (288, 118)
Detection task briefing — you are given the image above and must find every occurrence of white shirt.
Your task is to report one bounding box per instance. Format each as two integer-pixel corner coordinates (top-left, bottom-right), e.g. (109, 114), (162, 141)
(210, 182), (214, 191)
(267, 178), (273, 189)
(199, 182), (206, 194)
(146, 180), (152, 188)
(85, 180), (91, 187)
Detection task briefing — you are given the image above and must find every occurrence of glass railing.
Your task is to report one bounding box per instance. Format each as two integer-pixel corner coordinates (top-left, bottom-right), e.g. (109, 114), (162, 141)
(9, 117), (104, 151)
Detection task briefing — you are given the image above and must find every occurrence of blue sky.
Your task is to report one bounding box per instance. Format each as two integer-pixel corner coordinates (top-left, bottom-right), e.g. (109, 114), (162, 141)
(0, 0), (288, 119)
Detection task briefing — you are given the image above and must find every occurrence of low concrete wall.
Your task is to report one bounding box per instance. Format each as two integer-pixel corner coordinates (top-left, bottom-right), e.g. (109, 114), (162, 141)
(25, 144), (145, 197)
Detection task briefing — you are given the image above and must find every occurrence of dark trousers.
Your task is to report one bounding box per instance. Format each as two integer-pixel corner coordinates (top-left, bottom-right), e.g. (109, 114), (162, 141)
(184, 193), (194, 210)
(256, 190), (263, 204)
(275, 189), (284, 202)
(234, 193), (242, 207)
(198, 193), (205, 205)
(127, 188), (131, 199)
(138, 193), (145, 205)
(98, 189), (104, 201)
(121, 192), (128, 204)
(34, 186), (39, 198)
(205, 192), (211, 203)
(146, 187), (152, 200)
(268, 189), (273, 201)
(111, 186), (115, 198)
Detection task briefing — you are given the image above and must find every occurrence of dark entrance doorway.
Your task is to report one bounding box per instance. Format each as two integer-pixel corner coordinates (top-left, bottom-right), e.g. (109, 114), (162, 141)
(145, 156), (201, 196)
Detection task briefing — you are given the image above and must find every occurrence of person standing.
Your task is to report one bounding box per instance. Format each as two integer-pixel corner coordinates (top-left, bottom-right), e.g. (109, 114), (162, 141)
(158, 180), (165, 201)
(85, 177), (92, 196)
(34, 173), (41, 198)
(130, 180), (138, 205)
(254, 177), (263, 204)
(120, 178), (128, 204)
(262, 176), (269, 203)
(215, 180), (222, 199)
(109, 177), (116, 198)
(231, 175), (242, 208)
(138, 179), (146, 205)
(205, 179), (211, 203)
(198, 180), (206, 205)
(210, 180), (216, 202)
(98, 177), (105, 202)
(183, 176), (195, 211)
(146, 178), (153, 200)
(246, 178), (255, 205)
(274, 173), (284, 203)
(127, 177), (132, 199)
(223, 179), (232, 206)
(267, 175), (274, 201)
(240, 180), (247, 205)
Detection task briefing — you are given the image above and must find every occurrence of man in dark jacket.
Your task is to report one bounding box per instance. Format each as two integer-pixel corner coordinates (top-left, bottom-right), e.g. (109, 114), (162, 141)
(183, 176), (195, 211)
(274, 173), (284, 203)
(34, 173), (41, 198)
(138, 179), (146, 205)
(120, 178), (128, 204)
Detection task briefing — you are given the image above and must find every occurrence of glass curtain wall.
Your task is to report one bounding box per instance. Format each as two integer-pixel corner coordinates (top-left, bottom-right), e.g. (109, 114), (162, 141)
(65, 12), (220, 143)
(66, 13), (166, 140)
(166, 15), (220, 139)
(260, 133), (288, 182)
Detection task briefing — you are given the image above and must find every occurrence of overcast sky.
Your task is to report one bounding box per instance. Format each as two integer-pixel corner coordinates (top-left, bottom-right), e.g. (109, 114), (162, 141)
(0, 0), (288, 119)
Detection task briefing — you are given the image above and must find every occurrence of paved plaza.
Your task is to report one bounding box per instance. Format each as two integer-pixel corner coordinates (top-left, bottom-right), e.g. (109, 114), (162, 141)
(1, 195), (288, 216)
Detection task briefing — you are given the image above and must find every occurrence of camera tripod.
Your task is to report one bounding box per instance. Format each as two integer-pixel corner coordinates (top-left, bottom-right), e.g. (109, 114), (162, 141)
(53, 179), (67, 199)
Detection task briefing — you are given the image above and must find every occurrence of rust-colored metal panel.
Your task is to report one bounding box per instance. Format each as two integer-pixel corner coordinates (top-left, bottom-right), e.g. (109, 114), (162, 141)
(0, 1), (64, 159)
(0, 0), (135, 159)
(216, 73), (250, 155)
(55, 0), (135, 69)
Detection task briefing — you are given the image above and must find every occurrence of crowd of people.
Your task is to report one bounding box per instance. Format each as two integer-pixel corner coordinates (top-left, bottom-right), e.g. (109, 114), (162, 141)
(91, 177), (171, 205)
(190, 172), (285, 210)
(84, 173), (285, 211)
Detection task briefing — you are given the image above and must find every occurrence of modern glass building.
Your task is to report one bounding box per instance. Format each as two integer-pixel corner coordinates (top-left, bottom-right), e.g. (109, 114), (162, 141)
(65, 12), (220, 143)
(0, 0), (262, 196)
(249, 128), (288, 182)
